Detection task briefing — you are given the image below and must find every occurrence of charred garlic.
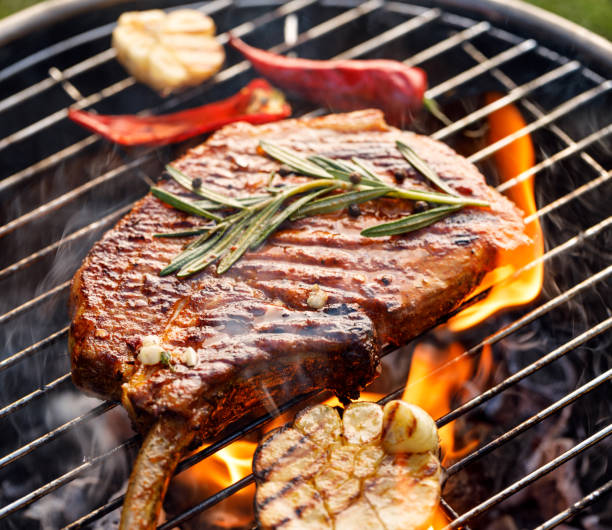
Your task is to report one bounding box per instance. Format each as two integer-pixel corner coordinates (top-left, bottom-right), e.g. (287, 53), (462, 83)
(112, 9), (225, 94)
(253, 400), (441, 530)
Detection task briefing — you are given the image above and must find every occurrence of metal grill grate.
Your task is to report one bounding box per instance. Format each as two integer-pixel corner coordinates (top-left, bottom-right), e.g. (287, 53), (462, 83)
(0, 1), (610, 529)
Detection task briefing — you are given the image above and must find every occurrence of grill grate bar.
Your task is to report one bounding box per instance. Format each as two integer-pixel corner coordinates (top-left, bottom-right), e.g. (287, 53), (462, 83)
(518, 217), (611, 274)
(0, 49), (116, 115)
(437, 316), (612, 428)
(461, 40), (609, 178)
(0, 401), (117, 470)
(0, 135), (98, 194)
(498, 128), (612, 192)
(445, 368), (612, 476)
(0, 204), (130, 282)
(432, 60), (581, 140)
(333, 7), (441, 60)
(0, 281), (69, 326)
(0, 154), (151, 239)
(159, 474), (255, 530)
(469, 81), (612, 163)
(0, 22), (116, 84)
(0, 326), (68, 374)
(425, 39), (537, 99)
(404, 20), (490, 67)
(0, 373), (71, 420)
(534, 479), (612, 530)
(0, 436), (139, 521)
(0, 77), (137, 152)
(383, 264), (612, 404)
(446, 424), (612, 528)
(525, 170), (611, 224)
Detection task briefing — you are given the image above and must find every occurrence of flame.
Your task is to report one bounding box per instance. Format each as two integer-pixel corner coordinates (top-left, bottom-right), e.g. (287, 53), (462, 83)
(176, 440), (257, 527)
(449, 94), (544, 330)
(401, 342), (491, 463)
(401, 342), (493, 529)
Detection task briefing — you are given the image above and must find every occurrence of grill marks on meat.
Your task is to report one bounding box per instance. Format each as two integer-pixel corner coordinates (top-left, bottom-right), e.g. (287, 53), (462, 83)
(69, 110), (527, 529)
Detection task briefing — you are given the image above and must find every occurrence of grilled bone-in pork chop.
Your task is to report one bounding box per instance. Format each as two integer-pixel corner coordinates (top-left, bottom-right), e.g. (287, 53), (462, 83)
(69, 110), (528, 529)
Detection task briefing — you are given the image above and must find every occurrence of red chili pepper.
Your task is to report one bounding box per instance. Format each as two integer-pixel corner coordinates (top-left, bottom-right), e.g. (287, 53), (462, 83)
(229, 35), (427, 127)
(68, 79), (291, 146)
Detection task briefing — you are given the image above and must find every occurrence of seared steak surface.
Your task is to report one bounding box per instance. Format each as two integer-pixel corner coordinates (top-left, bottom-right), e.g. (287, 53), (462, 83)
(70, 110), (527, 437)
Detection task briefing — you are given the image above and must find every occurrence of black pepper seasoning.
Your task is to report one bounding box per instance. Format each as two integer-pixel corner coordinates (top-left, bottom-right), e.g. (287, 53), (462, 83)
(413, 201), (429, 213)
(348, 204), (361, 218)
(393, 168), (410, 184)
(192, 177), (202, 189)
(349, 172), (362, 185)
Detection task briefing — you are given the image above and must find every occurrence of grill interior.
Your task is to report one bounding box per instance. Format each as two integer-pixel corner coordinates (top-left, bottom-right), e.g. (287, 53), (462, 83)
(0, 1), (610, 528)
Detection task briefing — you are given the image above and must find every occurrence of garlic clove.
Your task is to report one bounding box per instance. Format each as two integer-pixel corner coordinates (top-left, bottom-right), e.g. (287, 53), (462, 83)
(381, 400), (439, 454)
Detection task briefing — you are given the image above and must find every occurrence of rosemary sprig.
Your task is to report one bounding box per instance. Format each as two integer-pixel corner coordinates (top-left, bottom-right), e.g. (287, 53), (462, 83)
(166, 165), (244, 209)
(250, 186), (333, 249)
(259, 141), (331, 179)
(152, 139), (489, 278)
(361, 205), (462, 237)
(151, 187), (223, 222)
(396, 140), (458, 196)
(292, 188), (388, 219)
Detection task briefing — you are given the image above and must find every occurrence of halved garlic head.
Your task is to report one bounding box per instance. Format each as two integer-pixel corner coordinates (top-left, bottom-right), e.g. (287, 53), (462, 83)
(254, 401), (441, 530)
(112, 9), (225, 94)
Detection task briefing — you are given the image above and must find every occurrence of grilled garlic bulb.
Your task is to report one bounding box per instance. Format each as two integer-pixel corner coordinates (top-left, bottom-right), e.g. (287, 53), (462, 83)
(112, 9), (225, 94)
(253, 400), (441, 530)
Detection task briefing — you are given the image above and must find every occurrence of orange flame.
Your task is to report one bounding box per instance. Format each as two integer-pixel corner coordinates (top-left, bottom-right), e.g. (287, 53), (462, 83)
(401, 342), (491, 463)
(449, 94), (544, 330)
(176, 440), (257, 528)
(401, 342), (493, 529)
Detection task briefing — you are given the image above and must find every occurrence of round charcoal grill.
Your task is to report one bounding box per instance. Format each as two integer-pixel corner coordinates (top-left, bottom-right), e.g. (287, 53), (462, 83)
(0, 1), (610, 529)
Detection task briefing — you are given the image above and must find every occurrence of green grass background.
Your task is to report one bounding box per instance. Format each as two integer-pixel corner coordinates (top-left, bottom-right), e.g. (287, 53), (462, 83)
(0, 0), (611, 39)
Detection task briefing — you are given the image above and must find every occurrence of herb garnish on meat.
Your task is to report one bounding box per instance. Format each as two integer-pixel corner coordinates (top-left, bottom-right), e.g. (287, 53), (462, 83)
(153, 141), (489, 278)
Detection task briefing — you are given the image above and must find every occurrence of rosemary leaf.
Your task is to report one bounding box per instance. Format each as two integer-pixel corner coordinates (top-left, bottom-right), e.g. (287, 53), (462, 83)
(361, 205), (461, 237)
(159, 230), (224, 276)
(389, 187), (489, 207)
(396, 140), (458, 196)
(193, 195), (269, 210)
(216, 198), (284, 274)
(350, 157), (385, 183)
(151, 187), (223, 222)
(292, 188), (389, 220)
(308, 155), (384, 188)
(177, 217), (250, 277)
(250, 187), (334, 249)
(259, 141), (331, 179)
(166, 165), (244, 209)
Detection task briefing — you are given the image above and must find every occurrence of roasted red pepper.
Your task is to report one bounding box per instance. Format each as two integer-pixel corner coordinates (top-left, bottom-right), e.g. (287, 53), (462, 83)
(229, 35), (427, 127)
(68, 79), (291, 146)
